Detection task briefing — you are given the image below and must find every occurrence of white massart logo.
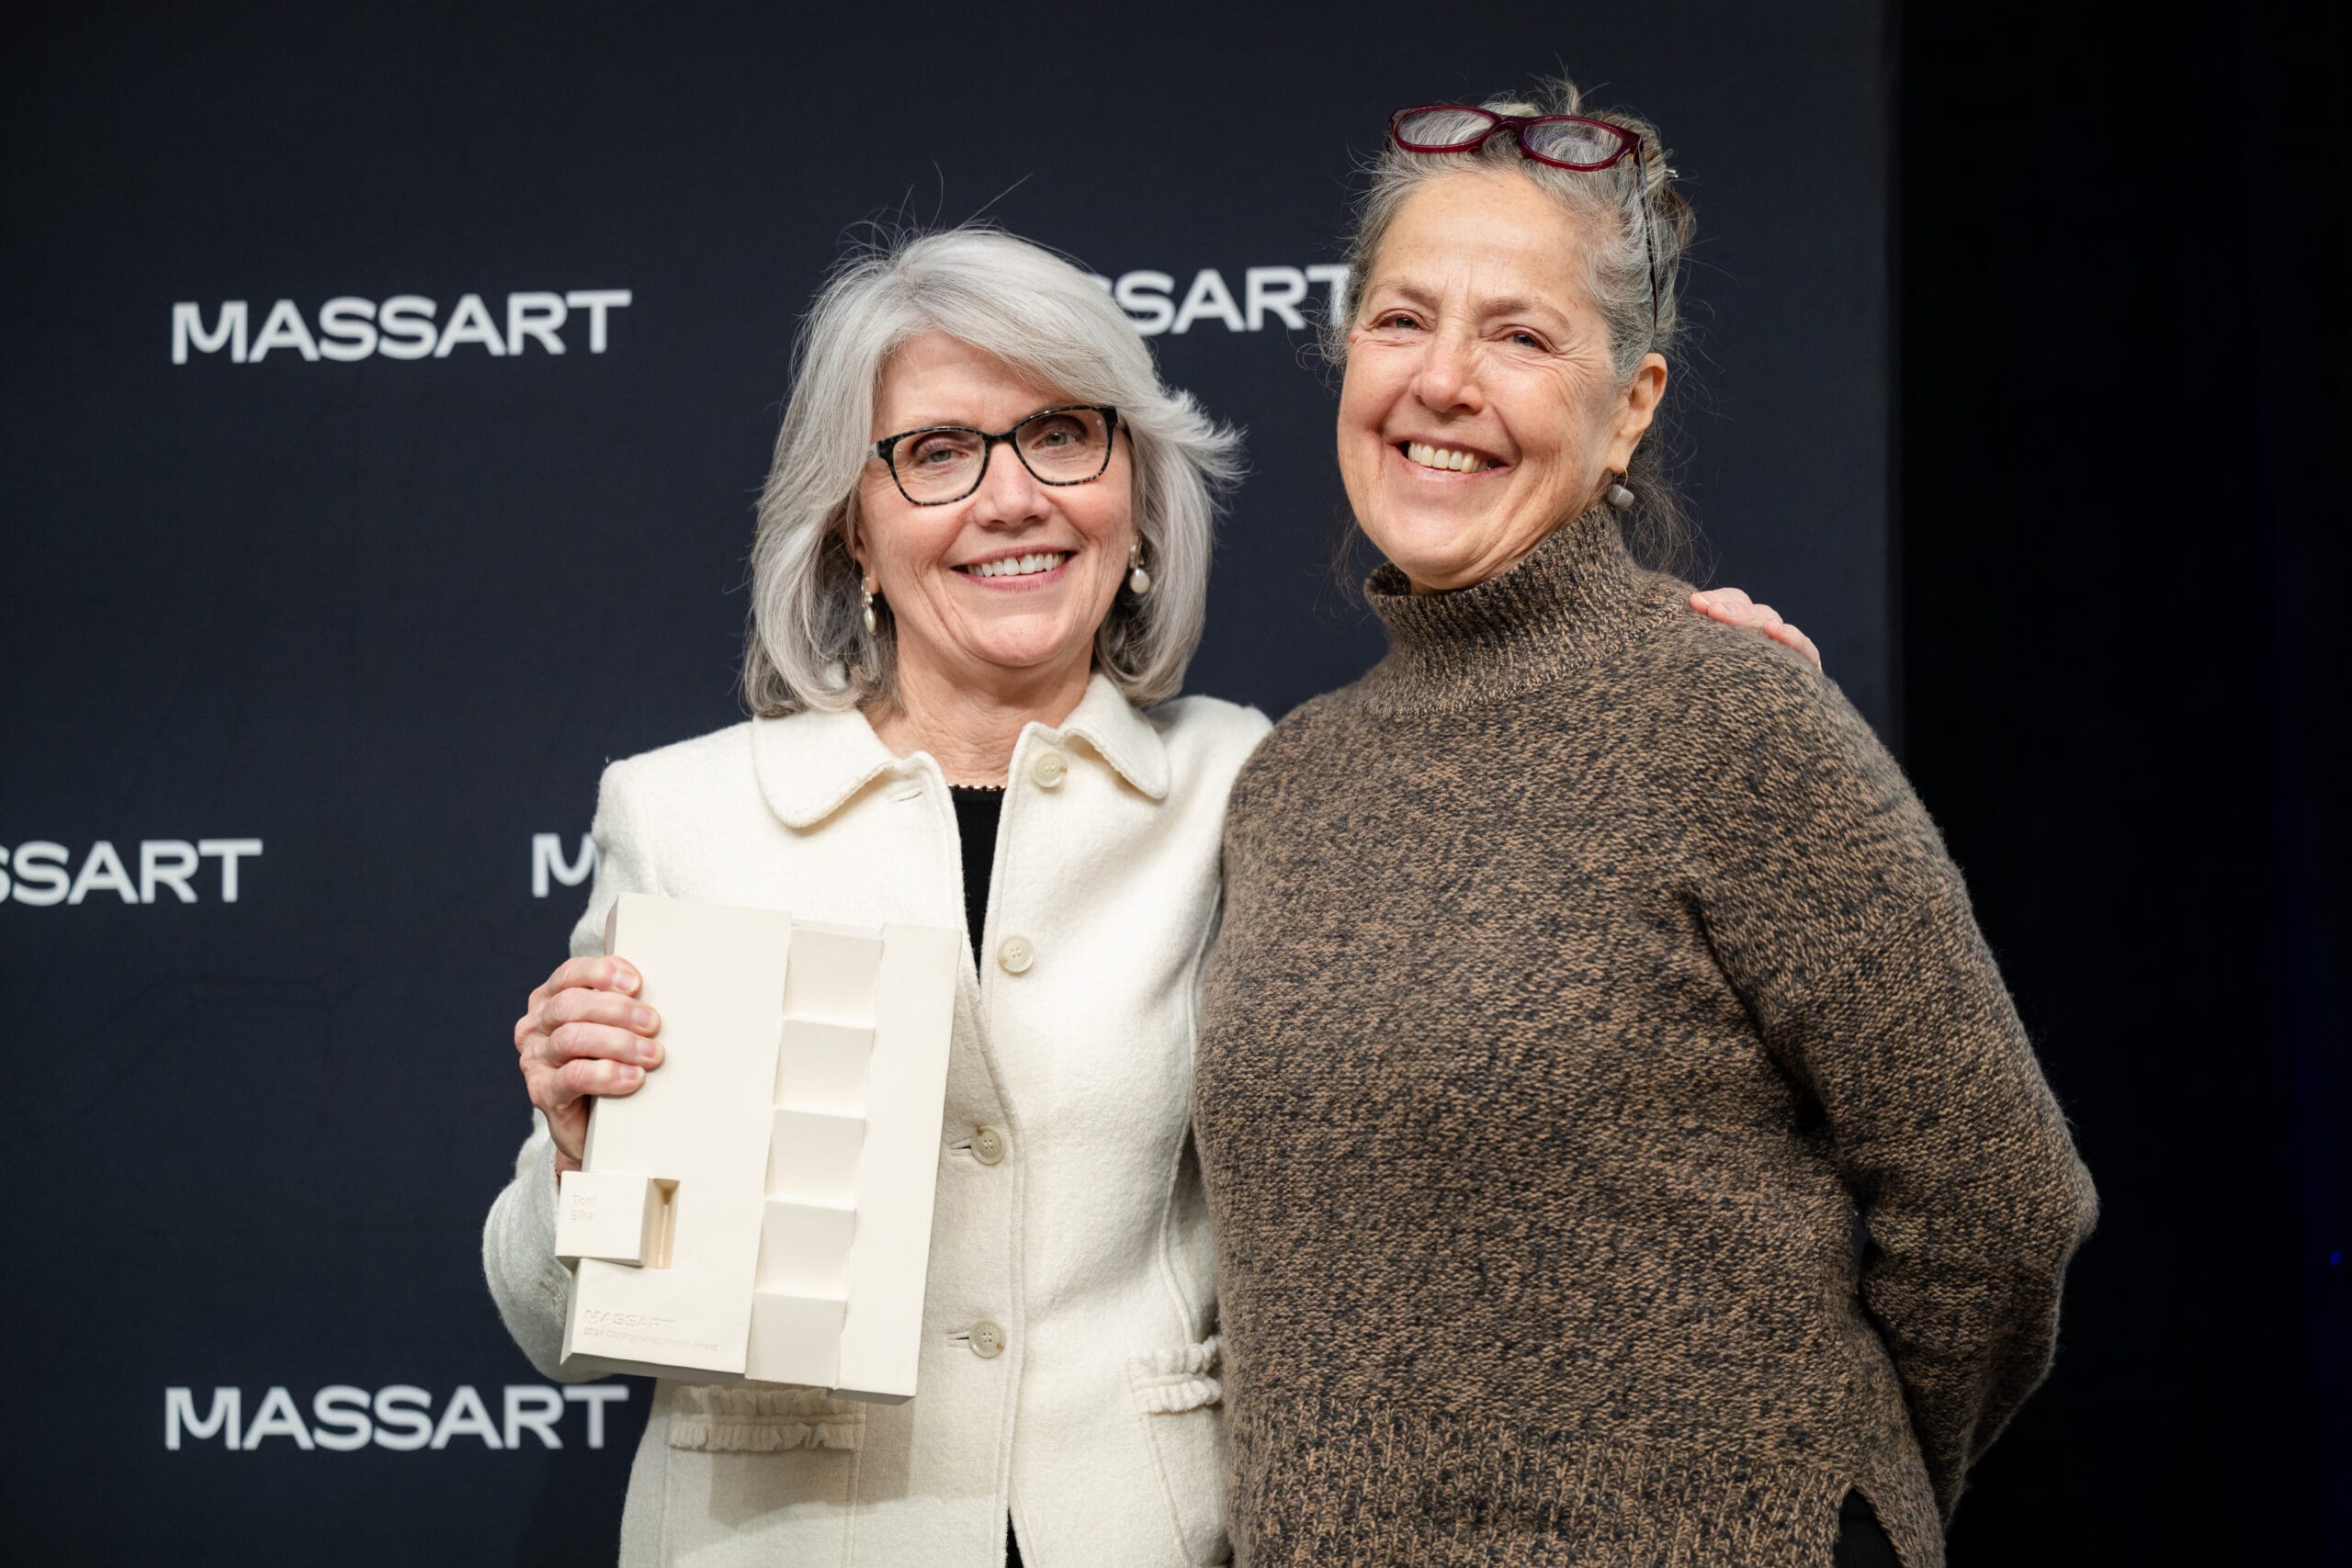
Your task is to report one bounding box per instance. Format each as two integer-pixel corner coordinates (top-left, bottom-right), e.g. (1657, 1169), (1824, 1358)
(164, 1382), (630, 1451)
(1, 839), (261, 906)
(168, 265), (1351, 363)
(1089, 265), (1350, 336)
(170, 291), (632, 364)
(534, 833), (596, 899)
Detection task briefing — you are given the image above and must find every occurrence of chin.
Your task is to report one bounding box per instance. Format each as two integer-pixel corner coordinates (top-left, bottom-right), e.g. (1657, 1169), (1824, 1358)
(961, 624), (1095, 673)
(1367, 523), (1487, 585)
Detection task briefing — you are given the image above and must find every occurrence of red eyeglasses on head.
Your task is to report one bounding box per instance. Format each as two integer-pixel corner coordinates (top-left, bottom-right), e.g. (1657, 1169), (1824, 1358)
(1386, 104), (1663, 336)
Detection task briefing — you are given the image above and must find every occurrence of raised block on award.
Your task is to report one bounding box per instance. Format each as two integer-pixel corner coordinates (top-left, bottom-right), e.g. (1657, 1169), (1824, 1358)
(758, 1200), (856, 1295)
(767, 1108), (865, 1207)
(747, 1292), (848, 1389)
(554, 1168), (671, 1267)
(780, 926), (883, 1019)
(775, 1019), (874, 1114)
(557, 892), (960, 1403)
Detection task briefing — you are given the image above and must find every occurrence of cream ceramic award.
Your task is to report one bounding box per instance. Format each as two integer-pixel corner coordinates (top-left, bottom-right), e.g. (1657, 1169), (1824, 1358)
(553, 892), (960, 1404)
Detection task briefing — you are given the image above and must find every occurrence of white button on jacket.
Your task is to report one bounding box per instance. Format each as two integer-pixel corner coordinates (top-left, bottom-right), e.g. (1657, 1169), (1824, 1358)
(482, 674), (1268, 1567)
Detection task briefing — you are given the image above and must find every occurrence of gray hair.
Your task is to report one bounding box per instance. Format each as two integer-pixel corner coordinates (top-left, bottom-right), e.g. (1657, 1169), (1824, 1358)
(1327, 78), (1699, 570)
(743, 226), (1243, 716)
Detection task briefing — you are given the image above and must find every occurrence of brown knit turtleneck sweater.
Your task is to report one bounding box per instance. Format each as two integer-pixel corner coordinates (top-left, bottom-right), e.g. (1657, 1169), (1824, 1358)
(1193, 513), (2097, 1568)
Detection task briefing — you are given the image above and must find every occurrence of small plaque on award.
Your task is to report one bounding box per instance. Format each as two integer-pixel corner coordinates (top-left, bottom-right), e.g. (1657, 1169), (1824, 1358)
(555, 893), (960, 1404)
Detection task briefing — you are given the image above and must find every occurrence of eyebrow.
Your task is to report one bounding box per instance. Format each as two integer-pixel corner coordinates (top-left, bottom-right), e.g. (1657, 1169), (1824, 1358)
(1367, 278), (1570, 325)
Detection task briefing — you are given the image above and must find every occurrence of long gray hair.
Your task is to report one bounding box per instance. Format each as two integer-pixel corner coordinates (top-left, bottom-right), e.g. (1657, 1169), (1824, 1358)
(743, 227), (1243, 716)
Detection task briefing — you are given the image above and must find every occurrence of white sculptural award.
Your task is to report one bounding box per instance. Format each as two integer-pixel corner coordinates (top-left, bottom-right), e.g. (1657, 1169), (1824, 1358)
(552, 892), (961, 1404)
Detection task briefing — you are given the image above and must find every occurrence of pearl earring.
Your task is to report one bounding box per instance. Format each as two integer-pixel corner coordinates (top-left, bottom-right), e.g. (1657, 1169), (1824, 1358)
(1605, 476), (1636, 512)
(1127, 540), (1152, 596)
(861, 575), (878, 635)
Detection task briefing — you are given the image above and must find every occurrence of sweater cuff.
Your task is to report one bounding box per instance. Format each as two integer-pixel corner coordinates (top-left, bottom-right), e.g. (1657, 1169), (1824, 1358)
(530, 1131), (570, 1272)
(506, 1120), (574, 1325)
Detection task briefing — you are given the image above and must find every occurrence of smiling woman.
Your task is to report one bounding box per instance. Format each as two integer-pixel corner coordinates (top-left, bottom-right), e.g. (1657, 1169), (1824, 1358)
(847, 337), (1148, 778)
(742, 231), (1238, 733)
(1326, 92), (1696, 581)
(1194, 80), (2096, 1568)
(1338, 166), (1669, 591)
(483, 227), (1271, 1568)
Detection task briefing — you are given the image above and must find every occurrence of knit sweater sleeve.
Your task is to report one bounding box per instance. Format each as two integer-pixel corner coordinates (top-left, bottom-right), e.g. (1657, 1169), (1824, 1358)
(481, 757), (663, 1382)
(1665, 638), (2098, 1519)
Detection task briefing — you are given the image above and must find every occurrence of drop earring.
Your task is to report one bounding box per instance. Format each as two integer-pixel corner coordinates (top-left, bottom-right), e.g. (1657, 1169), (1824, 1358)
(1605, 474), (1636, 512)
(1127, 540), (1152, 596)
(860, 574), (879, 635)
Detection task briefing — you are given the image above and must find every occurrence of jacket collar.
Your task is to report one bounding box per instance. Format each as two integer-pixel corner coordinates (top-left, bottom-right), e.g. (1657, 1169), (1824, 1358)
(1053, 671), (1171, 802)
(752, 671), (1169, 829)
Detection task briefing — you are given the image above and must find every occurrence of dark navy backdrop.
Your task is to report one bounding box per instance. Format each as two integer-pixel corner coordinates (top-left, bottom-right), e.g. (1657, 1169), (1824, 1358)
(3, 4), (1892, 1562)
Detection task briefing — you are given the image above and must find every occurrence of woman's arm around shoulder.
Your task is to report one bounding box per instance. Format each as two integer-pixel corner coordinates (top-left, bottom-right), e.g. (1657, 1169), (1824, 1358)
(1658, 639), (2099, 1517)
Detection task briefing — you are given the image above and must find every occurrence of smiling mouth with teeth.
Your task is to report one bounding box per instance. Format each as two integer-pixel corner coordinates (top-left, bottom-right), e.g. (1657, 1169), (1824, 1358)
(1402, 441), (1502, 473)
(957, 550), (1072, 580)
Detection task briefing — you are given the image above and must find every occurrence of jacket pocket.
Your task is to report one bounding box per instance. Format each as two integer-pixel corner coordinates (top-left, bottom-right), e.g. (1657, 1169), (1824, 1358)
(1128, 1337), (1231, 1566)
(648, 1387), (861, 1566)
(666, 1384), (866, 1453)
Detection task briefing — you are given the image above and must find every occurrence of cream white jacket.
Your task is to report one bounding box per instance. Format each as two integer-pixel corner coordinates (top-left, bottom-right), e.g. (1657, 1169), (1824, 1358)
(482, 675), (1268, 1568)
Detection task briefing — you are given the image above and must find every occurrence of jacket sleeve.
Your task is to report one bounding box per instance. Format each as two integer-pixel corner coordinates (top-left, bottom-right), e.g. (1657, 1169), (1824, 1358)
(481, 757), (663, 1381)
(1677, 648), (2098, 1518)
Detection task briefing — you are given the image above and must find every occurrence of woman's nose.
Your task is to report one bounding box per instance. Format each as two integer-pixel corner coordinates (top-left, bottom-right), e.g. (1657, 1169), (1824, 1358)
(966, 440), (1046, 525)
(1411, 331), (1482, 412)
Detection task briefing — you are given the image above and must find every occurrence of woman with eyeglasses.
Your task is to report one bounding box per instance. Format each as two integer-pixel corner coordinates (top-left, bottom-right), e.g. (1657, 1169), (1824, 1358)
(1193, 81), (2098, 1568)
(482, 222), (1808, 1567)
(482, 230), (1260, 1568)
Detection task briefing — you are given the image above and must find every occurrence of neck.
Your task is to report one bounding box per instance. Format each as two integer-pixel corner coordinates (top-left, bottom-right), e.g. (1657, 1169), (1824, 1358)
(1359, 508), (1665, 713)
(865, 649), (1092, 787)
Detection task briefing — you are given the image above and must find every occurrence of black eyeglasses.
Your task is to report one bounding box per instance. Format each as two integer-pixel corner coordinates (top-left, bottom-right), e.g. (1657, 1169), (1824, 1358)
(872, 404), (1121, 506)
(1388, 105), (1663, 339)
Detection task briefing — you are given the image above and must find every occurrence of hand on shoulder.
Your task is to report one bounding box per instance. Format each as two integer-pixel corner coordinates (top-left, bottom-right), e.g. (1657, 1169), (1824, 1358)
(1689, 586), (1822, 670)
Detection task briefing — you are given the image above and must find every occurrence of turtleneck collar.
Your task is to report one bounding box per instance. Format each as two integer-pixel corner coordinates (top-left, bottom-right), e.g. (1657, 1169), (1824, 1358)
(1358, 509), (1669, 714)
